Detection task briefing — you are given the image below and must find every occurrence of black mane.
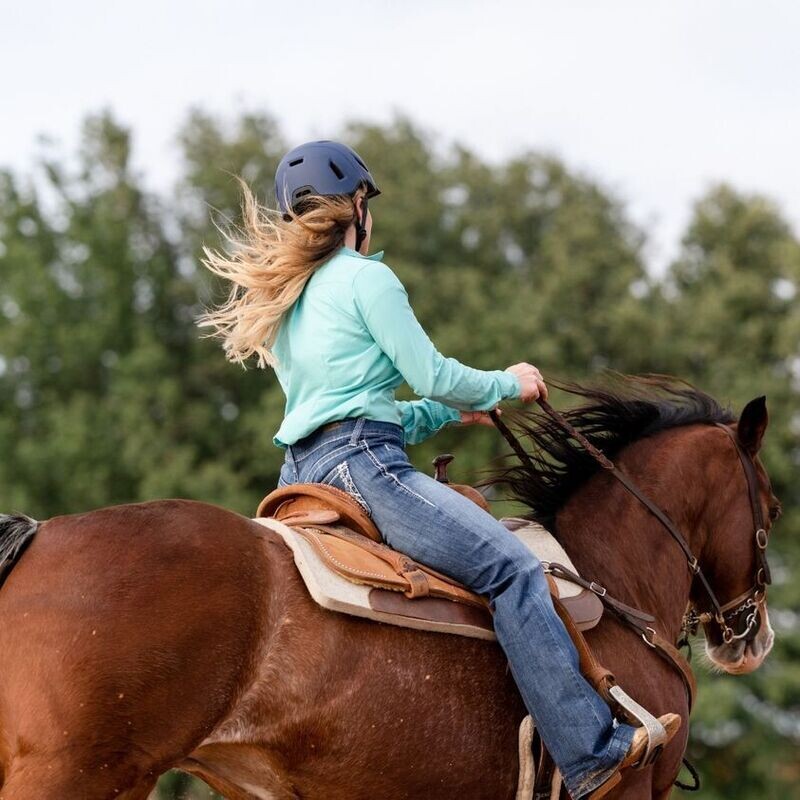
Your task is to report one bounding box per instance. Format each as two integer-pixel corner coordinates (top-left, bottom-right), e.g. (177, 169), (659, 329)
(0, 513), (39, 590)
(478, 372), (736, 533)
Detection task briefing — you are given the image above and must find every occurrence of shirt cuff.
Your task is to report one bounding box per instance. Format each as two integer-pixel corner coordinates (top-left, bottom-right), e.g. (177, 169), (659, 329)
(439, 404), (462, 426)
(499, 370), (522, 400)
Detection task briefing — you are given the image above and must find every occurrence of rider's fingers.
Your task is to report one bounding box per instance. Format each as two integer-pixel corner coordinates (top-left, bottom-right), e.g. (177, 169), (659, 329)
(526, 383), (541, 402)
(536, 379), (548, 401)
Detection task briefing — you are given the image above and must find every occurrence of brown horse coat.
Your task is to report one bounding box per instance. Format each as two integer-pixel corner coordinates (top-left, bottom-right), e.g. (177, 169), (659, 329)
(0, 391), (778, 799)
(0, 500), (528, 799)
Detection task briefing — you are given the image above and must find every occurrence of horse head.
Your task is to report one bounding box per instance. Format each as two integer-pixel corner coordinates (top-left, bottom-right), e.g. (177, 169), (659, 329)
(481, 375), (782, 684)
(691, 395), (779, 675)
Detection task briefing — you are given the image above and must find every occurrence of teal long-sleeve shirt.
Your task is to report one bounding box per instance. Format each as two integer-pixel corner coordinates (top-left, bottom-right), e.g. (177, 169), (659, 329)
(271, 246), (522, 449)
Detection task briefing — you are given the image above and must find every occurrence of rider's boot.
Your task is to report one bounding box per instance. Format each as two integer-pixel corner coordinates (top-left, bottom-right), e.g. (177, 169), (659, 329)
(587, 713), (682, 798)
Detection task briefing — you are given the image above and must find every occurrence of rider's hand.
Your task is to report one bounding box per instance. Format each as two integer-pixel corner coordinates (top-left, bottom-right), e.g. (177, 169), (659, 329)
(459, 409), (501, 427)
(504, 363), (548, 403)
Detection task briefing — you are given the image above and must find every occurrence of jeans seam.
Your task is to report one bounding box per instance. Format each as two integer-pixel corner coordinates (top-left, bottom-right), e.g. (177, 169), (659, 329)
(279, 459), (296, 485)
(336, 461), (372, 517)
(361, 441), (436, 508)
(305, 444), (358, 481)
(291, 434), (353, 464)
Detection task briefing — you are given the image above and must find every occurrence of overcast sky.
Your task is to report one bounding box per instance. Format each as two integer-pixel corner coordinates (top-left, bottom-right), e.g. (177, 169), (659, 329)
(2, 0), (798, 274)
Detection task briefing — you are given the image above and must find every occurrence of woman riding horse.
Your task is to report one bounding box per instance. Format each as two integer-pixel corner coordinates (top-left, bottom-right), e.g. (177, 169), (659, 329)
(198, 139), (682, 799)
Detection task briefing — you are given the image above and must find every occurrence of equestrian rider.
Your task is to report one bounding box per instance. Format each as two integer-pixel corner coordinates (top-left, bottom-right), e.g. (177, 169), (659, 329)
(199, 140), (681, 799)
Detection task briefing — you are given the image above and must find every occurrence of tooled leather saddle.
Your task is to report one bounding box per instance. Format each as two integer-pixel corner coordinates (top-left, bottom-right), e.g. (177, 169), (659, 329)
(254, 456), (603, 638)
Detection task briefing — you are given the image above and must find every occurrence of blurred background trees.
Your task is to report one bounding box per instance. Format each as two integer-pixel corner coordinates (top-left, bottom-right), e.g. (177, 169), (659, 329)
(0, 110), (797, 799)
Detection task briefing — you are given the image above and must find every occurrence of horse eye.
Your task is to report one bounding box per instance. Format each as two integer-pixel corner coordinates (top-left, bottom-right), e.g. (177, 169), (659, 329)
(769, 504), (782, 521)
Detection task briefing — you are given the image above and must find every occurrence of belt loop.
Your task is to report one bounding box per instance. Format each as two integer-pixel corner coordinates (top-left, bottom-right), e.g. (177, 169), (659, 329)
(349, 417), (366, 445)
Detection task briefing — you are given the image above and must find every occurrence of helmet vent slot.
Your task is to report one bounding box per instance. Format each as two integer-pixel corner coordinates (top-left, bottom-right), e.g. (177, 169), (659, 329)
(329, 160), (345, 180)
(288, 158), (304, 167)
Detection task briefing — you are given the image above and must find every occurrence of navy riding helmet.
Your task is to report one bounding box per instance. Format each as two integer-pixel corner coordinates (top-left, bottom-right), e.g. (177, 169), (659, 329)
(274, 140), (381, 251)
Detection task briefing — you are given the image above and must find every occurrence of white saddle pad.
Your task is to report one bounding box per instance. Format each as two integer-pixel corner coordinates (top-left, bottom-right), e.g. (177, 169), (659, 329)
(252, 516), (593, 640)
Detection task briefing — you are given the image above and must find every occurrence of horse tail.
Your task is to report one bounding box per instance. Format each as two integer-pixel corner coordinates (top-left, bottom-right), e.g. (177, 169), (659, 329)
(0, 514), (39, 592)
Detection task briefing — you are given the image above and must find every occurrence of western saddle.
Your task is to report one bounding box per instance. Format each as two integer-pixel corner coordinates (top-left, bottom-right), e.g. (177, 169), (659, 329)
(255, 453), (602, 633)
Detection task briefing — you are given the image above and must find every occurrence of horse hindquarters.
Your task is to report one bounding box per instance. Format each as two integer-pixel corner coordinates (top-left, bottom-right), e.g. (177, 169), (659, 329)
(0, 499), (272, 796)
(0, 765), (157, 800)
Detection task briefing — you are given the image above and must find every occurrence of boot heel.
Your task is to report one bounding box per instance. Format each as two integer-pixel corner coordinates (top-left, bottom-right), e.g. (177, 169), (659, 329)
(587, 770), (622, 799)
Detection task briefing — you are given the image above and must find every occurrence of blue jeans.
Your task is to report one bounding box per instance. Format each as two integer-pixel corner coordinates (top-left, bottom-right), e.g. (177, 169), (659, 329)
(278, 417), (636, 798)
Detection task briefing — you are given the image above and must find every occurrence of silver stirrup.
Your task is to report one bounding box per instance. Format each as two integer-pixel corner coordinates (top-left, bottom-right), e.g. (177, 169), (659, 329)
(608, 685), (668, 768)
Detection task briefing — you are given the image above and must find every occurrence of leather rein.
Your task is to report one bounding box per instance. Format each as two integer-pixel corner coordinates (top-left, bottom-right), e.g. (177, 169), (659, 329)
(489, 400), (772, 708)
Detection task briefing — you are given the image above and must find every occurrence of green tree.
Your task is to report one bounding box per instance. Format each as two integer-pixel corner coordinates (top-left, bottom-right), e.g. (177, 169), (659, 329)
(1, 111), (797, 799)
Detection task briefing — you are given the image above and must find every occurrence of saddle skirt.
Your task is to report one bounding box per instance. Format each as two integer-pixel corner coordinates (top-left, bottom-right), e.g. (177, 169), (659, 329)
(254, 483), (603, 640)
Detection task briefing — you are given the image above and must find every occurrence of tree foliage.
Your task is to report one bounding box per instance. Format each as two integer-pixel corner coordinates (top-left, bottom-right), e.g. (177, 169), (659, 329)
(0, 110), (797, 798)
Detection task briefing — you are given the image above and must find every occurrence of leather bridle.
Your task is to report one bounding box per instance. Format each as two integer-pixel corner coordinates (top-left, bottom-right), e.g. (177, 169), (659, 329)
(684, 423), (771, 645)
(489, 401), (772, 657)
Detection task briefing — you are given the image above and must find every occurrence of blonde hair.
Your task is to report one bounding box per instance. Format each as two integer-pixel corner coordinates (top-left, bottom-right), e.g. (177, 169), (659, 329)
(197, 177), (361, 369)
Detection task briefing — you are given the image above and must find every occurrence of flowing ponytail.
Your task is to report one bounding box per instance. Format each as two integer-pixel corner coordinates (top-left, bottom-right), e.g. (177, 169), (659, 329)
(197, 177), (360, 369)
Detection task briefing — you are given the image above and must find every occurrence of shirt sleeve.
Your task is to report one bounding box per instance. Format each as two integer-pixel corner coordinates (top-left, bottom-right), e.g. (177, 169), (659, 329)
(395, 399), (462, 446)
(353, 261), (522, 410)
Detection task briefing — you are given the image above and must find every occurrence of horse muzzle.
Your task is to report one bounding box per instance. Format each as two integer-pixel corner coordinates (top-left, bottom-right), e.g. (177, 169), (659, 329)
(705, 605), (774, 674)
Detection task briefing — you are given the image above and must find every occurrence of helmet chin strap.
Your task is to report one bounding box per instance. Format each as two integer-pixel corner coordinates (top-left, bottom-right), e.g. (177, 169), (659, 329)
(354, 197), (369, 252)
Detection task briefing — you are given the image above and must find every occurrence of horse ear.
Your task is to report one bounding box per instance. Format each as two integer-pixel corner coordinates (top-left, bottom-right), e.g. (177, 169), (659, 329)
(737, 396), (768, 456)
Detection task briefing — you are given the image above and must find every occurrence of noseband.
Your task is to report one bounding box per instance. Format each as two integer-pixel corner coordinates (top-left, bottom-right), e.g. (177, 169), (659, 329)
(490, 404), (772, 648)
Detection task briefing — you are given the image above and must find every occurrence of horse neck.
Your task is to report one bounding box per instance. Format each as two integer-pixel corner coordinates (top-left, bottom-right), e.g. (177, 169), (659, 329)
(554, 426), (709, 641)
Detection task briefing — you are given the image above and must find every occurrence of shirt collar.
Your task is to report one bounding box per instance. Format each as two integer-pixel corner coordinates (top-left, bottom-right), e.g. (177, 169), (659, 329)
(340, 246), (384, 261)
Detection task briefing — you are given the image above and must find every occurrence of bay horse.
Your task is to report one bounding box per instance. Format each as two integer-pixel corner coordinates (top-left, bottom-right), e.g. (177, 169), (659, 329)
(0, 376), (779, 799)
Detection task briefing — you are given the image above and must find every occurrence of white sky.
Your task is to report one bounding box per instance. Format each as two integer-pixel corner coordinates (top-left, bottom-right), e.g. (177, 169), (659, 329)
(2, 0), (798, 274)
